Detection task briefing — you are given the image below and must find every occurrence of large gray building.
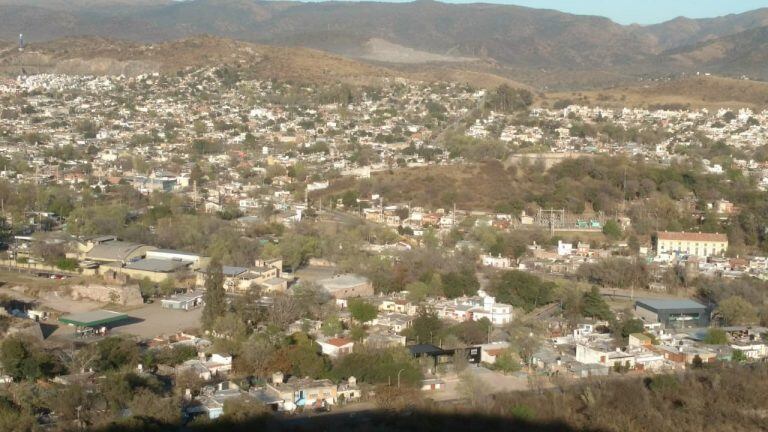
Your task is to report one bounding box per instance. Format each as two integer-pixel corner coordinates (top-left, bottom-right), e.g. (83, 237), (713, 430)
(635, 299), (709, 328)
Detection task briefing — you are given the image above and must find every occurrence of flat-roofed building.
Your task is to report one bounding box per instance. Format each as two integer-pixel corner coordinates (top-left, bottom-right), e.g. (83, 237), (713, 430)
(635, 299), (709, 328)
(161, 292), (204, 311)
(317, 274), (373, 299)
(655, 231), (728, 259)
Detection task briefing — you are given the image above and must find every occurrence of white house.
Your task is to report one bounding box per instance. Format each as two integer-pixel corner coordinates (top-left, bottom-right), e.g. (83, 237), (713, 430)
(481, 254), (513, 269)
(316, 338), (354, 358)
(557, 240), (573, 256)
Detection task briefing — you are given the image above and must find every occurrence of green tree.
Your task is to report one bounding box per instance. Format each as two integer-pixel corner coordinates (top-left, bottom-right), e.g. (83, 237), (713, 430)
(703, 328), (728, 345)
(138, 277), (157, 299)
(490, 271), (555, 312)
(55, 258), (78, 271)
(279, 233), (320, 270)
(284, 334), (329, 378)
(348, 299), (378, 324)
(0, 336), (60, 381)
(158, 277), (176, 296)
(447, 318), (492, 345)
(494, 348), (522, 373)
(731, 349), (747, 363)
(718, 296), (758, 325)
(602, 220), (622, 240)
(442, 271), (479, 299)
(221, 396), (269, 423)
(330, 347), (422, 387)
(321, 316), (343, 337)
(615, 317), (645, 341)
(407, 307), (442, 344)
(202, 258), (227, 330)
(581, 286), (614, 321)
(487, 84), (533, 112)
(90, 337), (140, 372)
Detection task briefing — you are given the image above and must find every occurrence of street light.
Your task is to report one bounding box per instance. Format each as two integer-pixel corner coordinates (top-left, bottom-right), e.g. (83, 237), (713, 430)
(397, 368), (405, 388)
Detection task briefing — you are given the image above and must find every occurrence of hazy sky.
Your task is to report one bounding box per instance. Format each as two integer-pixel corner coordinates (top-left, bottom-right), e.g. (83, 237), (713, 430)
(494, 0), (767, 25)
(315, 0), (768, 25)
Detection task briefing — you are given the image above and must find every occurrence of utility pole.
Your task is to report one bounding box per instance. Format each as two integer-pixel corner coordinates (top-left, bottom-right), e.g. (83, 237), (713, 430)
(192, 181), (198, 211)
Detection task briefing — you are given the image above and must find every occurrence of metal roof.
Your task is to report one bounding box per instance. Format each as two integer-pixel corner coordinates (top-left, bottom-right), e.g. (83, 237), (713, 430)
(222, 266), (249, 277)
(59, 310), (129, 327)
(125, 258), (188, 273)
(161, 292), (204, 304)
(636, 298), (706, 311)
(317, 274), (370, 291)
(87, 241), (150, 261)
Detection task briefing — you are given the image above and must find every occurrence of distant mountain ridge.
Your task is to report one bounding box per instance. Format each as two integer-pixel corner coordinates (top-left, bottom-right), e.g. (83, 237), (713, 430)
(0, 0), (767, 81)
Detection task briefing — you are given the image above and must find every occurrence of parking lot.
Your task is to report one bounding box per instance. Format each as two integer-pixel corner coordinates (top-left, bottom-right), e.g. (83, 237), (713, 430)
(50, 301), (204, 342)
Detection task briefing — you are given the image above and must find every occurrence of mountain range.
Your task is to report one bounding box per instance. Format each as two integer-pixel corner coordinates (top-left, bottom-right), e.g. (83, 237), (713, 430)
(1, 0), (767, 86)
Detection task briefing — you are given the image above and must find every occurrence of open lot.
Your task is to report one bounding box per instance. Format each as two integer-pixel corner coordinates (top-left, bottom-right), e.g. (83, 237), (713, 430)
(49, 301), (203, 341)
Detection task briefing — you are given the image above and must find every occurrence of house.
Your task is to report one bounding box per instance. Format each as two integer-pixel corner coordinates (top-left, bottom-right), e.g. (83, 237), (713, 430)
(479, 342), (511, 365)
(176, 353), (232, 380)
(335, 377), (361, 403)
(633, 352), (667, 371)
(316, 337), (354, 358)
(371, 313), (413, 333)
(421, 378), (445, 391)
(186, 382), (248, 420)
(657, 344), (717, 365)
(628, 333), (652, 347)
(575, 344), (636, 370)
(196, 259), (283, 293)
(481, 254), (513, 269)
(433, 290), (513, 325)
(731, 342), (768, 360)
(557, 241), (573, 256)
(265, 374), (338, 412)
(377, 298), (417, 316)
(364, 332), (406, 348)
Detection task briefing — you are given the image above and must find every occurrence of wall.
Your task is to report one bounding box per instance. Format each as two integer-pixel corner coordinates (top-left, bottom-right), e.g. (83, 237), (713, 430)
(69, 284), (143, 306)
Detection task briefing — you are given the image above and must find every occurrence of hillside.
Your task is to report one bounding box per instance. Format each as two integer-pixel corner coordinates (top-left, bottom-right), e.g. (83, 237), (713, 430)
(640, 8), (768, 50)
(1, 0), (768, 82)
(0, 35), (397, 84)
(0, 35), (552, 91)
(661, 26), (768, 79)
(544, 75), (768, 110)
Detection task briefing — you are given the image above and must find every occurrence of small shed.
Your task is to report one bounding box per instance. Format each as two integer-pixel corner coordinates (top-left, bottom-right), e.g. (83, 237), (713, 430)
(161, 292), (204, 311)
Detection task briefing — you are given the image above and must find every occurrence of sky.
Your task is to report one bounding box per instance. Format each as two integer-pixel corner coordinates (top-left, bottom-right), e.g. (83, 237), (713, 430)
(493, 0), (767, 25)
(306, 0), (768, 25)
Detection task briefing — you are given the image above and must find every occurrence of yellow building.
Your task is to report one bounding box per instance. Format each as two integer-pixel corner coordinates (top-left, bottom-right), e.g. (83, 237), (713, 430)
(655, 231), (728, 258)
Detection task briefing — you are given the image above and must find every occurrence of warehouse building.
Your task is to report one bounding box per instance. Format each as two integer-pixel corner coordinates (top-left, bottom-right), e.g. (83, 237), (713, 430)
(635, 299), (709, 328)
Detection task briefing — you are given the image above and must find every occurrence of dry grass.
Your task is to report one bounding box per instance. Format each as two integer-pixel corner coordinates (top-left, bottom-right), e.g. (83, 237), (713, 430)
(544, 75), (768, 110)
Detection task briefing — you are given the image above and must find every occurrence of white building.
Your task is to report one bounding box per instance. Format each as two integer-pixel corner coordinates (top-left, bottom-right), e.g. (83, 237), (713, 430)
(481, 254), (513, 269)
(557, 240), (573, 256)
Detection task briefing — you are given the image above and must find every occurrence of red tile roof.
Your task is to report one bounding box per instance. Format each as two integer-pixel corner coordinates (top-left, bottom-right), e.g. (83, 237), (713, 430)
(325, 338), (353, 347)
(657, 231), (727, 242)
